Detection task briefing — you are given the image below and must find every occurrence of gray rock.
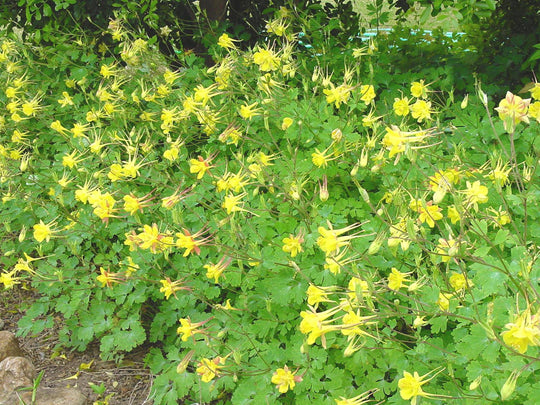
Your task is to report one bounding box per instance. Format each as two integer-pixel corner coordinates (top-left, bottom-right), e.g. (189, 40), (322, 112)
(0, 387), (87, 405)
(0, 332), (24, 362)
(0, 356), (35, 392)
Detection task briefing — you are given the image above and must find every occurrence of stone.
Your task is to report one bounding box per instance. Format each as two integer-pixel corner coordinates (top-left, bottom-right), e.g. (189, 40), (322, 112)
(0, 356), (36, 405)
(0, 356), (35, 392)
(0, 331), (24, 362)
(0, 387), (87, 405)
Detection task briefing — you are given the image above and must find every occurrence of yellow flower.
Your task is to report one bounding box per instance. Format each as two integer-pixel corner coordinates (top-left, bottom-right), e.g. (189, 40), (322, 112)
(50, 120), (69, 135)
(435, 237), (459, 263)
(281, 117), (293, 130)
(501, 310), (540, 354)
(311, 147), (336, 168)
(189, 156), (214, 179)
(177, 317), (207, 341)
(411, 99), (432, 122)
(487, 160), (510, 188)
(253, 47), (280, 71)
(388, 267), (410, 291)
(462, 180), (488, 210)
(222, 193), (246, 215)
(196, 357), (227, 382)
(531, 82), (540, 99)
(159, 278), (188, 299)
(388, 217), (415, 251)
(447, 205), (461, 224)
(204, 257), (231, 283)
(360, 84), (376, 104)
(393, 97), (410, 116)
(334, 390), (377, 405)
(217, 33), (238, 50)
(175, 228), (208, 256)
(410, 80), (428, 98)
(96, 267), (122, 288)
(412, 201), (443, 228)
(527, 101), (540, 122)
(123, 193), (152, 216)
(58, 91), (74, 107)
(436, 292), (452, 311)
(449, 272), (472, 291)
(271, 365), (301, 394)
(398, 371), (431, 403)
(238, 102), (260, 120)
(300, 305), (341, 347)
(90, 192), (117, 224)
(100, 63), (118, 78)
(306, 284), (333, 307)
(495, 91), (530, 131)
(0, 270), (20, 289)
(282, 234), (304, 257)
(33, 220), (56, 243)
(62, 151), (82, 169)
(316, 222), (361, 257)
(324, 83), (353, 108)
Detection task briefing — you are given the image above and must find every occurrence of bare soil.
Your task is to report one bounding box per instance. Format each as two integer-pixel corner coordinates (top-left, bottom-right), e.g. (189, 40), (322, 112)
(1, 288), (154, 405)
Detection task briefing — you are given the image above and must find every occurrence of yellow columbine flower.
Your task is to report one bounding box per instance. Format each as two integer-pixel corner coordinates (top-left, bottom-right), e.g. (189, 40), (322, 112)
(300, 305), (341, 347)
(282, 233), (304, 257)
(359, 84), (376, 104)
(306, 284), (333, 307)
(495, 91), (530, 131)
(411, 99), (431, 122)
(388, 267), (410, 291)
(96, 267), (122, 288)
(222, 193), (246, 215)
(253, 47), (280, 71)
(501, 309), (540, 354)
(449, 272), (472, 291)
(204, 257), (231, 283)
(33, 220), (56, 243)
(334, 389), (377, 405)
(316, 222), (362, 257)
(323, 83), (353, 108)
(410, 80), (428, 98)
(398, 369), (441, 404)
(311, 147), (336, 168)
(0, 270), (20, 289)
(217, 33), (238, 50)
(238, 102), (261, 120)
(196, 357), (227, 382)
(393, 97), (410, 116)
(189, 156), (214, 179)
(281, 117), (293, 130)
(435, 237), (459, 263)
(462, 180), (488, 210)
(159, 278), (188, 300)
(271, 365), (301, 394)
(176, 317), (207, 342)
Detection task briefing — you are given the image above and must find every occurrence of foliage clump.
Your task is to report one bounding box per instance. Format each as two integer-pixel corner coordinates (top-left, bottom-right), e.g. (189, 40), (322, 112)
(0, 5), (539, 405)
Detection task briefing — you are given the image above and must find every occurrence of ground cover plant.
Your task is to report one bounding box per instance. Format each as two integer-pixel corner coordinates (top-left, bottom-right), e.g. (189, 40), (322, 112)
(0, 3), (539, 404)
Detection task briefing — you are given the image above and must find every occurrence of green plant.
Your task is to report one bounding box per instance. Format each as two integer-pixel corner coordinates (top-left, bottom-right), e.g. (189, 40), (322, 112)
(15, 370), (45, 405)
(0, 4), (538, 404)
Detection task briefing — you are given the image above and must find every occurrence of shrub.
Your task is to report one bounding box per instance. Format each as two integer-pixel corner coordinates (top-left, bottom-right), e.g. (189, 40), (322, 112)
(0, 6), (539, 404)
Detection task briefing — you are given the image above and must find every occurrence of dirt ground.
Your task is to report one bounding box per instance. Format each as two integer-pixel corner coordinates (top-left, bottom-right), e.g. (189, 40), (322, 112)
(0, 288), (154, 405)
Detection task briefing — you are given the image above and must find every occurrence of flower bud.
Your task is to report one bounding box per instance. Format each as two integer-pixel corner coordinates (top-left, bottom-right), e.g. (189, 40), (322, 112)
(500, 371), (519, 401)
(18, 225), (26, 242)
(469, 375), (482, 391)
(331, 128), (343, 142)
(359, 147), (369, 167)
(350, 160), (360, 177)
(461, 94), (469, 109)
(319, 175), (329, 202)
